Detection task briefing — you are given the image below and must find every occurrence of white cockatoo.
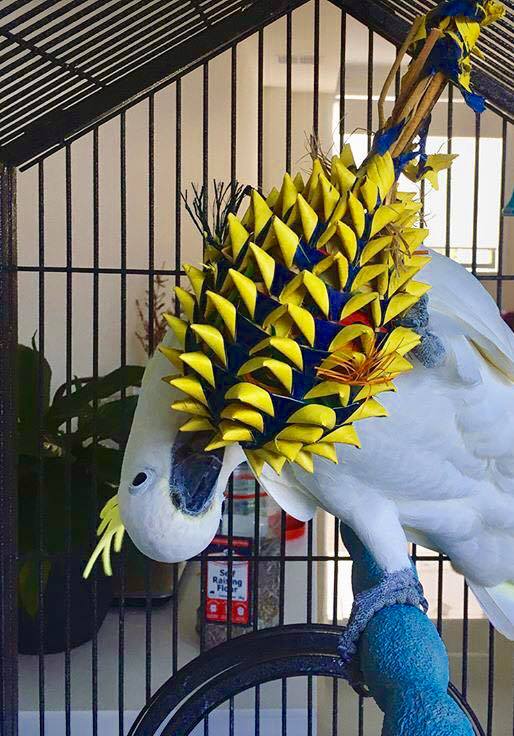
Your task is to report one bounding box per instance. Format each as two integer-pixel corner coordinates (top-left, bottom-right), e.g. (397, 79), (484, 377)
(87, 249), (514, 640)
(84, 2), (513, 641)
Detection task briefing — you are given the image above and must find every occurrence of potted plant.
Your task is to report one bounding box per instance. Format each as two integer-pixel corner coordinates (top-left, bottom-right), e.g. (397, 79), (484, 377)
(17, 339), (143, 654)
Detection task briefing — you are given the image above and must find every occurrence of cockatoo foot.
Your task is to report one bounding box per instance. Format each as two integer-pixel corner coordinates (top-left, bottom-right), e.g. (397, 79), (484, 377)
(337, 567), (428, 693)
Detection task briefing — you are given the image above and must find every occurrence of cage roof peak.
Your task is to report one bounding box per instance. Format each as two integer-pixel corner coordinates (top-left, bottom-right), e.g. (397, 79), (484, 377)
(0, 0), (512, 168)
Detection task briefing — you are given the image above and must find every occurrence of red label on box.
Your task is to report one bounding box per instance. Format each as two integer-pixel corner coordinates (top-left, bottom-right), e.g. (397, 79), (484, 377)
(204, 535), (252, 625)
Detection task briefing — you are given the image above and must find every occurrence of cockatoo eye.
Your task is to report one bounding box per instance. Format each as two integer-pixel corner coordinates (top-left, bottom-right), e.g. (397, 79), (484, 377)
(129, 468), (156, 495)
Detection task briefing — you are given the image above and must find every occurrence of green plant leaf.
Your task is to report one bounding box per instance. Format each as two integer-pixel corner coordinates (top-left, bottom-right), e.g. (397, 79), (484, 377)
(17, 342), (52, 457)
(46, 365), (144, 432)
(18, 558), (51, 618)
(75, 395), (139, 446)
(74, 445), (124, 485)
(17, 359), (144, 560)
(18, 457), (115, 556)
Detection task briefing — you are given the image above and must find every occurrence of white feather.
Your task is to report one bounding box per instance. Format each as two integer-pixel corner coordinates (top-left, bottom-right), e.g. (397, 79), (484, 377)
(258, 464), (318, 522)
(467, 582), (514, 640)
(423, 250), (514, 379)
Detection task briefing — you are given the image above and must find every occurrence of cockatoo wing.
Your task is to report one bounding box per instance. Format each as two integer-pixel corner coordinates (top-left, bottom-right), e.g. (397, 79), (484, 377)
(424, 249), (514, 380)
(258, 463), (318, 522)
(422, 253), (514, 638)
(467, 582), (514, 640)
(273, 252), (514, 638)
(403, 527), (514, 639)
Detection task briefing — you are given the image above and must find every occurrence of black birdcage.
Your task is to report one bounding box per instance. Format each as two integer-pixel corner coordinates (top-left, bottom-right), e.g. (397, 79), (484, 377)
(1, 1), (514, 734)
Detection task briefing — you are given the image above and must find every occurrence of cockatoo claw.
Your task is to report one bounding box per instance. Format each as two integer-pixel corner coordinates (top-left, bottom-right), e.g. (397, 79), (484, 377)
(337, 567), (428, 692)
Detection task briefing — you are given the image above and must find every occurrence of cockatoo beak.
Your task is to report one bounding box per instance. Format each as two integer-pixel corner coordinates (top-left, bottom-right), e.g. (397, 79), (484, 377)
(117, 330), (244, 563)
(168, 430), (224, 515)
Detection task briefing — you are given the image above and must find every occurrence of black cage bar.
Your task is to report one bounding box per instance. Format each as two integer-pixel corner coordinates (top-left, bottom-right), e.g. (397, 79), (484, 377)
(2, 1), (514, 735)
(0, 161), (18, 736)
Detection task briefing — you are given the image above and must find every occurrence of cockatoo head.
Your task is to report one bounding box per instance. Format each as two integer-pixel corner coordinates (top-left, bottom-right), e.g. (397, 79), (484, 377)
(117, 338), (244, 563)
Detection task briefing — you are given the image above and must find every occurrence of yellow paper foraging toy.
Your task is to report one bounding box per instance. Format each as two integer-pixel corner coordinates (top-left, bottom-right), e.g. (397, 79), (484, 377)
(170, 159), (426, 477)
(159, 1), (504, 479)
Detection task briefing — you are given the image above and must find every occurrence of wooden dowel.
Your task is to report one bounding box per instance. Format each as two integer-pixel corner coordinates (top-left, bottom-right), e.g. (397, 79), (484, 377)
(378, 15), (424, 130)
(407, 71), (447, 143)
(392, 27), (443, 123)
(390, 71), (446, 158)
(396, 76), (432, 123)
